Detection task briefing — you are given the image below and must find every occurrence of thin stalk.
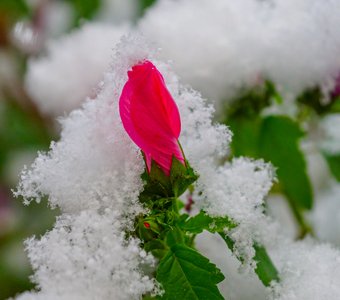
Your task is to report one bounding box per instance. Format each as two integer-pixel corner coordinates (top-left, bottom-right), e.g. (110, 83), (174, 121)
(286, 196), (314, 239)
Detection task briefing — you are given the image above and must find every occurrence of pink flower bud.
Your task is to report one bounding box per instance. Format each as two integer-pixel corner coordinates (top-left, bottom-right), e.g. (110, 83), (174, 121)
(119, 60), (185, 175)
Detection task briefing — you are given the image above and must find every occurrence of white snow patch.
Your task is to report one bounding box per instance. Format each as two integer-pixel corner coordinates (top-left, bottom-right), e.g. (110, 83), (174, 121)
(140, 0), (340, 106)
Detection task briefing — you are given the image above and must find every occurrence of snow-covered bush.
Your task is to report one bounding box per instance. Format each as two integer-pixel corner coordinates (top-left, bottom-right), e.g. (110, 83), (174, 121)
(7, 1), (340, 299)
(14, 32), (340, 299)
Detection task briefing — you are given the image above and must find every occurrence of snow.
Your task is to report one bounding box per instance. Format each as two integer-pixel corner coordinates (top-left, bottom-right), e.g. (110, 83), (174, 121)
(139, 0), (340, 106)
(271, 239), (340, 300)
(311, 183), (340, 247)
(15, 31), (340, 299)
(321, 114), (340, 155)
(16, 210), (156, 300)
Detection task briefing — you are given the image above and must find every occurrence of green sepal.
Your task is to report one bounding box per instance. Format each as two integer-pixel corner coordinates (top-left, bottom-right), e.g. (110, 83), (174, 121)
(156, 244), (225, 300)
(179, 211), (236, 234)
(170, 157), (198, 197)
(140, 160), (173, 201)
(140, 157), (198, 209)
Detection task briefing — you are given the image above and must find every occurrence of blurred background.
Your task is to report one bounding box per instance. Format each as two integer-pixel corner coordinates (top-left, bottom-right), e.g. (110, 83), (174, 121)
(0, 0), (155, 298)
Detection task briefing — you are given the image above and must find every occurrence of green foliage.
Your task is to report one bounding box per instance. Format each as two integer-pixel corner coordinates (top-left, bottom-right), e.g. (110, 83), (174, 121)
(0, 100), (50, 146)
(0, 0), (30, 18)
(65, 0), (101, 26)
(156, 244), (225, 300)
(296, 87), (325, 114)
(226, 82), (283, 157)
(179, 211), (236, 234)
(228, 117), (262, 157)
(225, 83), (317, 238)
(0, 253), (34, 299)
(329, 98), (340, 113)
(259, 116), (313, 210)
(136, 132), (279, 299)
(226, 82), (273, 118)
(140, 157), (198, 207)
(253, 243), (280, 286)
(0, 198), (58, 299)
(141, 0), (157, 9)
(227, 105), (313, 210)
(165, 227), (185, 248)
(139, 0), (157, 16)
(296, 88), (340, 115)
(144, 239), (168, 259)
(140, 160), (173, 201)
(226, 81), (314, 207)
(218, 233), (279, 287)
(170, 158), (199, 197)
(324, 154), (340, 182)
(0, 100), (51, 180)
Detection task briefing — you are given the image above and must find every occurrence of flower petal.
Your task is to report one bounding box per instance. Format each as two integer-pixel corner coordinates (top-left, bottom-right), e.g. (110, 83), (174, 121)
(119, 60), (184, 175)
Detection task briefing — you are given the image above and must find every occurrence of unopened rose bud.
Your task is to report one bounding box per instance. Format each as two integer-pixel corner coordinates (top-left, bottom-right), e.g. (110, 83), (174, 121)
(119, 60), (185, 176)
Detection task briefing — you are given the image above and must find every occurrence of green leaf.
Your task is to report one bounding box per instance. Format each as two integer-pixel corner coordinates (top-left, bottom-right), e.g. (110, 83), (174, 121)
(225, 82), (278, 157)
(323, 153), (340, 182)
(140, 0), (157, 11)
(165, 227), (185, 248)
(179, 211), (236, 234)
(0, 0), (30, 18)
(170, 157), (198, 198)
(228, 117), (262, 157)
(65, 0), (101, 26)
(143, 295), (157, 300)
(144, 240), (168, 259)
(225, 85), (313, 211)
(156, 244), (225, 300)
(253, 243), (279, 286)
(218, 233), (279, 287)
(258, 116), (313, 210)
(329, 98), (340, 113)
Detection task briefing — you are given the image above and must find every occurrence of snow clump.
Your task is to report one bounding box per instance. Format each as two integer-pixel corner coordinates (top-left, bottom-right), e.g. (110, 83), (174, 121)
(139, 0), (340, 105)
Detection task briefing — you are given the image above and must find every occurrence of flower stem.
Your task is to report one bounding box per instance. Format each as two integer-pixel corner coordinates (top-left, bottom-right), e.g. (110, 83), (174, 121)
(286, 196), (314, 239)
